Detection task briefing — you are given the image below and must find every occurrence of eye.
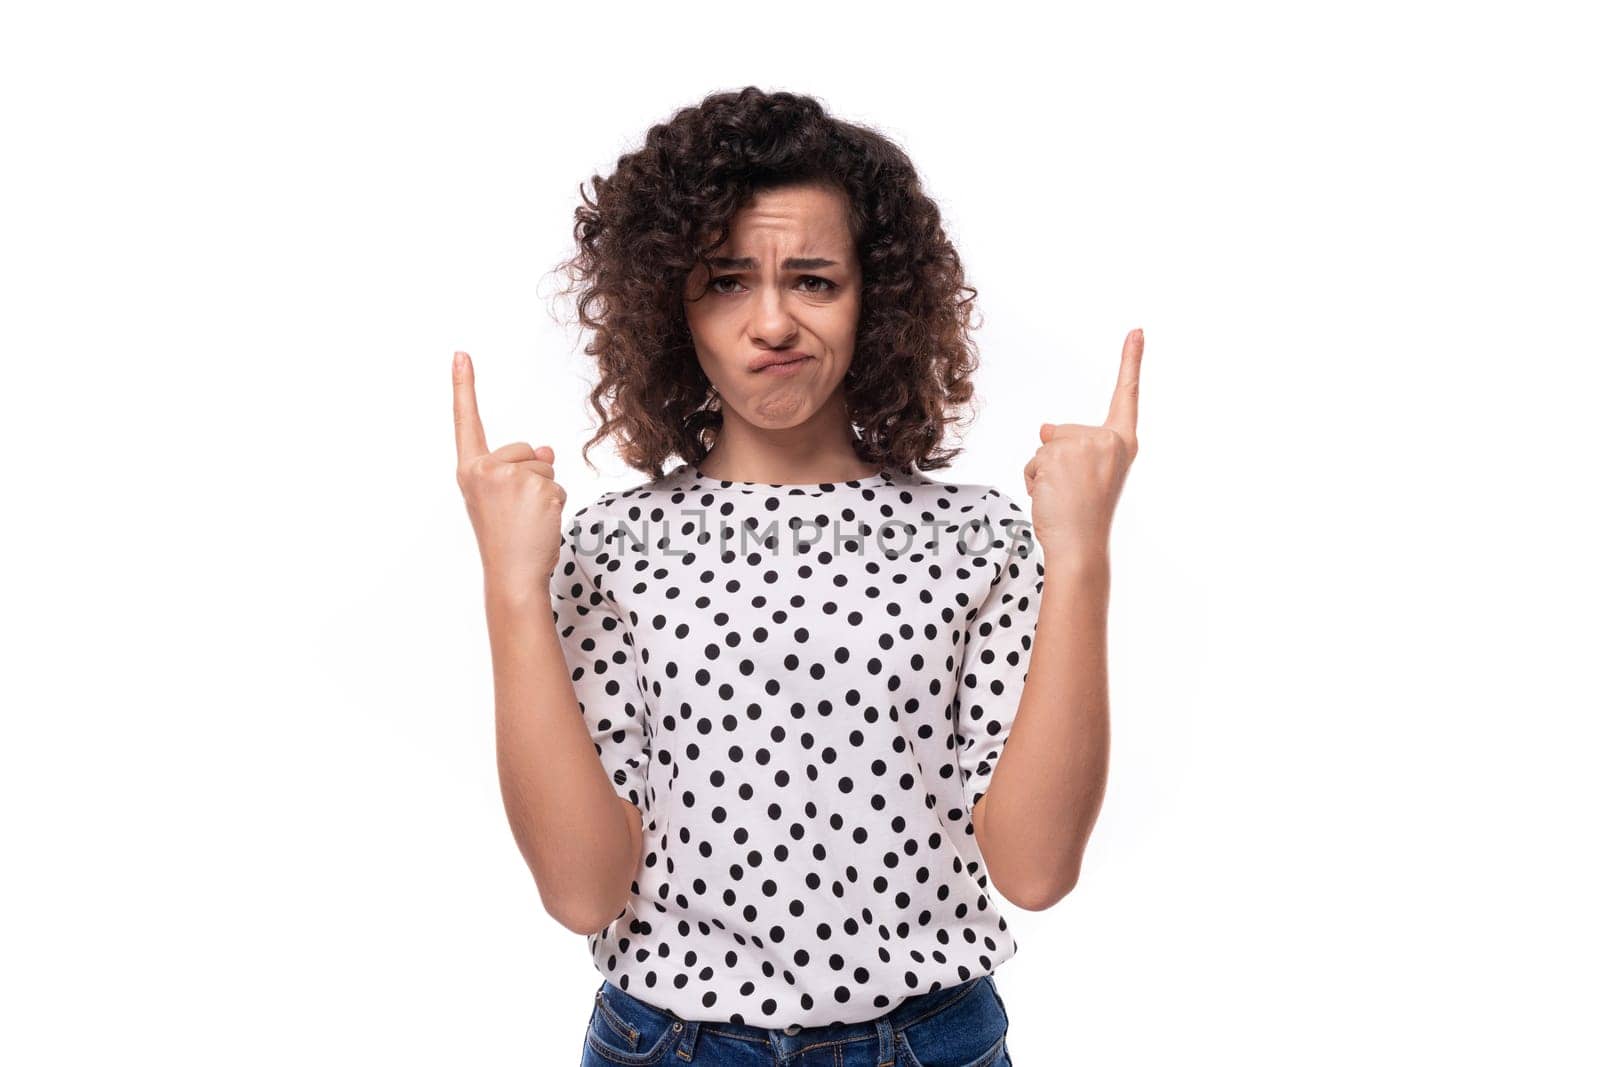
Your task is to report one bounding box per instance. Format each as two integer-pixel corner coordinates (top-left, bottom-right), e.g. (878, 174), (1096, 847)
(706, 275), (838, 296)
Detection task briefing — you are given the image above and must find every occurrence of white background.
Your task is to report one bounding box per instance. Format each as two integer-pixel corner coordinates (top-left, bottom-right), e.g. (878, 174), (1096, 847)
(4, 1), (1596, 1063)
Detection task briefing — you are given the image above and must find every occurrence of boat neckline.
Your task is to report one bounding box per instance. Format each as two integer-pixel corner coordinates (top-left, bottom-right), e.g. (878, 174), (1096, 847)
(681, 462), (901, 492)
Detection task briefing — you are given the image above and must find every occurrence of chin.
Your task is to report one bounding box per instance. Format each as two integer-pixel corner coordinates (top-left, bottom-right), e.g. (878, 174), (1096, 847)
(744, 392), (821, 425)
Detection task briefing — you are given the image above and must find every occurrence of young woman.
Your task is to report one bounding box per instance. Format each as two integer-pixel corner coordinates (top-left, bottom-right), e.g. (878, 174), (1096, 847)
(453, 87), (1139, 1067)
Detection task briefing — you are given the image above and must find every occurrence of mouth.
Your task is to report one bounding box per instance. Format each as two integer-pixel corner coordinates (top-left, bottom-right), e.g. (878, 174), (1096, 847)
(750, 354), (814, 373)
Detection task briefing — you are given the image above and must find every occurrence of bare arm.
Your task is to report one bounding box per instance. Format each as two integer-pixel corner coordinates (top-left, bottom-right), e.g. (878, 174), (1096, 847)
(485, 584), (643, 935)
(974, 549), (1110, 909)
(453, 349), (642, 935)
(974, 327), (1144, 909)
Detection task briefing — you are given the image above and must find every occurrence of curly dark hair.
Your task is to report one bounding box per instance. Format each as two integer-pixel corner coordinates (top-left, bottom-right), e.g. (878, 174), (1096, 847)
(548, 86), (984, 482)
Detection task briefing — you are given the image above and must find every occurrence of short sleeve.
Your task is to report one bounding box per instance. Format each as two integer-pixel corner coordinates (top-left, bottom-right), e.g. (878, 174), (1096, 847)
(954, 492), (1045, 815)
(548, 508), (650, 810)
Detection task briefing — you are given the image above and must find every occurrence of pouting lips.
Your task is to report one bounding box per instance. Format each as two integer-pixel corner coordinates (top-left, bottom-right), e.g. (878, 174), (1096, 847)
(753, 355), (813, 373)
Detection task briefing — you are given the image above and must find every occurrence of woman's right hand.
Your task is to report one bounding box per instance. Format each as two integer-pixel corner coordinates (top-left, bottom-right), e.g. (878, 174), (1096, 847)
(452, 350), (567, 598)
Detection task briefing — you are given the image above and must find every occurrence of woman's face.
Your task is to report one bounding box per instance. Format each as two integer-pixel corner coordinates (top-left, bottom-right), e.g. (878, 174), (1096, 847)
(682, 182), (861, 431)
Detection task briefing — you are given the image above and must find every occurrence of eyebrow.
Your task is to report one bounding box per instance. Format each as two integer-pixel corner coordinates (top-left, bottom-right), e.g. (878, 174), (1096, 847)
(706, 256), (841, 271)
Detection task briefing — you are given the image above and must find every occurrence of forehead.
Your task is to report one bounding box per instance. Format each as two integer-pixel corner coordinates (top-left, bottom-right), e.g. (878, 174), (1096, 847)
(720, 183), (853, 251)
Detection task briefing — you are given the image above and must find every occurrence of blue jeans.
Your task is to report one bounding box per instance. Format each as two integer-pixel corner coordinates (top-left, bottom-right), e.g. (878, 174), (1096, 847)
(578, 973), (1012, 1066)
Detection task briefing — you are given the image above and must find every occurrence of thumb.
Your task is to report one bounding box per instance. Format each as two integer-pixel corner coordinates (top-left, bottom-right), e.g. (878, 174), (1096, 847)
(533, 445), (554, 462)
(1039, 423), (1055, 443)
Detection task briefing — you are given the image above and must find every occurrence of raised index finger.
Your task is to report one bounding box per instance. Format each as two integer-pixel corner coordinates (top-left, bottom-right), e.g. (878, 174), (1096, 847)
(1103, 328), (1143, 440)
(452, 351), (489, 462)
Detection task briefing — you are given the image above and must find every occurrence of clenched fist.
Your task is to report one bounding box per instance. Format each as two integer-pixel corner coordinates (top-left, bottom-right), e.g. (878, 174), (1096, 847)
(453, 350), (567, 597)
(1023, 328), (1144, 557)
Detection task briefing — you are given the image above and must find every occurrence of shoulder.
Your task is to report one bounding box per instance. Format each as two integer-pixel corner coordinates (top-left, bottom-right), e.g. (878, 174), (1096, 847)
(565, 465), (680, 525)
(974, 484), (1029, 527)
(909, 474), (1036, 568)
(916, 473), (1030, 529)
(963, 482), (1038, 565)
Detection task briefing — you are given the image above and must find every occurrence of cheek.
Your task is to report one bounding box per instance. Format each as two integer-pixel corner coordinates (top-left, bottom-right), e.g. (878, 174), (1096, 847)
(827, 307), (860, 351)
(684, 309), (732, 367)
(814, 296), (857, 338)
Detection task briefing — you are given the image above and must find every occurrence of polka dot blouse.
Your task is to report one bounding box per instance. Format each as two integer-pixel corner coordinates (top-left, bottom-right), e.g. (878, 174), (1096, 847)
(547, 460), (1045, 1028)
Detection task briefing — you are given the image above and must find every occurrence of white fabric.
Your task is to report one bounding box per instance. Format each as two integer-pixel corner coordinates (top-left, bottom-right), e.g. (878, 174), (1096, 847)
(549, 461), (1044, 1027)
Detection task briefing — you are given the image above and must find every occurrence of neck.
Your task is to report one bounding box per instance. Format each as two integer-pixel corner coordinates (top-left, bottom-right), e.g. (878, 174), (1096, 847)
(700, 397), (877, 483)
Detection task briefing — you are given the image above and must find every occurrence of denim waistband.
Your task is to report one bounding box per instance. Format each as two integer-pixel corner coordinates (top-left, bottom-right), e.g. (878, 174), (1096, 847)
(598, 973), (993, 1064)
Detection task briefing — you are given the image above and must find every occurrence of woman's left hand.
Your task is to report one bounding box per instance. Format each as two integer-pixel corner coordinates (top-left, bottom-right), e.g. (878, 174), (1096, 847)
(1024, 328), (1144, 558)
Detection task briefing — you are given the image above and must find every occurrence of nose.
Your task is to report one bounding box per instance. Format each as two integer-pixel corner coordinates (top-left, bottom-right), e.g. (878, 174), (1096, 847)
(750, 281), (800, 348)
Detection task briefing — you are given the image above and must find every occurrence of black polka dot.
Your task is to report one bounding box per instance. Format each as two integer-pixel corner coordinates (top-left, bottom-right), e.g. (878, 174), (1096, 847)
(548, 461), (1041, 1028)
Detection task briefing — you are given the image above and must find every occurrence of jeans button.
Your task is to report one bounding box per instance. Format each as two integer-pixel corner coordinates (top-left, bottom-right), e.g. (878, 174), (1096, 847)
(784, 1023), (803, 1035)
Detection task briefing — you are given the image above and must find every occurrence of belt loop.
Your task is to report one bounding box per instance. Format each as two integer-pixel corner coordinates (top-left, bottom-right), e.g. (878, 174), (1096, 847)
(874, 1018), (895, 1066)
(672, 1018), (700, 1061)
